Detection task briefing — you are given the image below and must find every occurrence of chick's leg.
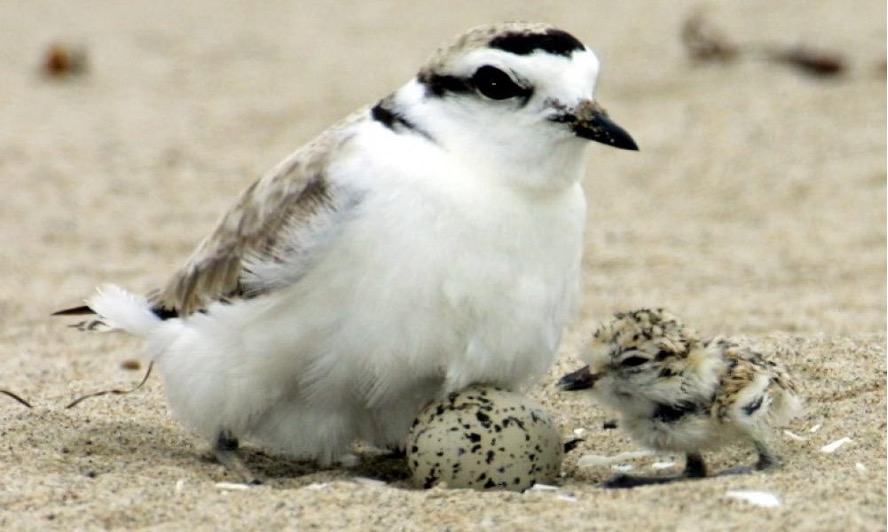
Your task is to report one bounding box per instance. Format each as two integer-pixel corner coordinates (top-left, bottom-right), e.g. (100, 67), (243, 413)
(601, 453), (708, 489)
(718, 440), (778, 476)
(753, 440), (777, 470)
(684, 452), (707, 477)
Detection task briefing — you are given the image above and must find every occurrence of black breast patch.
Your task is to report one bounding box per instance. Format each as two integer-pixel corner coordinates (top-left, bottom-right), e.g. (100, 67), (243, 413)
(652, 401), (700, 423)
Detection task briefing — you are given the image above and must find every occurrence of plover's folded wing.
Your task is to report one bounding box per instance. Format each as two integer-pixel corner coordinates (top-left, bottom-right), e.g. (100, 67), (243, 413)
(147, 112), (366, 317)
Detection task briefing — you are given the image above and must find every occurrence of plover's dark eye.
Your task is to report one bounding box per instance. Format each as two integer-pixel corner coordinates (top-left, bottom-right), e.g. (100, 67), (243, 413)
(620, 356), (649, 368)
(470, 66), (526, 100)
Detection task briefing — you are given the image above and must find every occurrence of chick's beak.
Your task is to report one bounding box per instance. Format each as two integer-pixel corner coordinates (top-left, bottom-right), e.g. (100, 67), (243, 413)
(566, 100), (638, 151)
(557, 365), (599, 391)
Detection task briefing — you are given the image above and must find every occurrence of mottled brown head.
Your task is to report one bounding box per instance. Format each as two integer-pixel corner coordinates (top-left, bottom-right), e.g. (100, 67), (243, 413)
(588, 308), (699, 368)
(560, 308), (707, 412)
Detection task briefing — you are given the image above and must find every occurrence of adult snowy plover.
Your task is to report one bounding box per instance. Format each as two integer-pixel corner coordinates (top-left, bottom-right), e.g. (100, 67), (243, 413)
(559, 309), (801, 488)
(57, 23), (637, 482)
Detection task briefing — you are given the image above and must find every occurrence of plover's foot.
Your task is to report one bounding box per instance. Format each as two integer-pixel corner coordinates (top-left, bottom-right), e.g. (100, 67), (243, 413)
(214, 431), (262, 485)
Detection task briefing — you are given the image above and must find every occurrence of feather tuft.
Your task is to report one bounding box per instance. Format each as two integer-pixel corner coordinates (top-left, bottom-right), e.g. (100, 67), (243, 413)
(87, 284), (160, 337)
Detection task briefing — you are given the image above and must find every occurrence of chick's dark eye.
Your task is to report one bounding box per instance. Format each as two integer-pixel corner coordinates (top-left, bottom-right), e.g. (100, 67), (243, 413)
(471, 66), (525, 100)
(620, 356), (649, 368)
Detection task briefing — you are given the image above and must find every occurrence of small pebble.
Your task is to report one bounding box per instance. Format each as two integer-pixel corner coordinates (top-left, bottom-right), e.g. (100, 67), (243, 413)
(121, 359), (142, 371)
(42, 43), (88, 78)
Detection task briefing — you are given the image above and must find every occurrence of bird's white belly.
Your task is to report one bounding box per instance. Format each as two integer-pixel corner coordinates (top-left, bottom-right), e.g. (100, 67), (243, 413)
(270, 181), (583, 393)
(315, 189), (581, 447)
(157, 164), (585, 460)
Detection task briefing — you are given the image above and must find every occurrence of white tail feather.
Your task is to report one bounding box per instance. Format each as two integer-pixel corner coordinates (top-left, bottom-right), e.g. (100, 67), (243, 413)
(87, 284), (161, 338)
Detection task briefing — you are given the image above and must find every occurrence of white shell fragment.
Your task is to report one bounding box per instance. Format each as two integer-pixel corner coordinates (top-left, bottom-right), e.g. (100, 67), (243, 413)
(783, 429), (807, 441)
(214, 482), (251, 491)
(820, 437), (853, 454)
(407, 385), (563, 491)
(576, 450), (654, 467)
(725, 490), (781, 508)
(525, 483), (578, 502)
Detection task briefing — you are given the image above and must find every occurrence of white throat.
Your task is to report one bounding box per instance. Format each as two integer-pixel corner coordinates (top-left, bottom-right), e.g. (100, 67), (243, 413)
(393, 80), (590, 192)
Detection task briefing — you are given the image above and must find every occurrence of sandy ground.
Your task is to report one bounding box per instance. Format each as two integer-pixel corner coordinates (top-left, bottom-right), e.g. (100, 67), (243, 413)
(1, 1), (885, 530)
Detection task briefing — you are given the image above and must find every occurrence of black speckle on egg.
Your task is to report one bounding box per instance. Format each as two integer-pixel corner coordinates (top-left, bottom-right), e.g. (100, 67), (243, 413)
(406, 385), (563, 492)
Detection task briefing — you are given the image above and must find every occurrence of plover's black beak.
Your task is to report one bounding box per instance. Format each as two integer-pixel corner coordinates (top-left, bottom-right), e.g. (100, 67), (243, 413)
(562, 100), (638, 151)
(557, 365), (599, 391)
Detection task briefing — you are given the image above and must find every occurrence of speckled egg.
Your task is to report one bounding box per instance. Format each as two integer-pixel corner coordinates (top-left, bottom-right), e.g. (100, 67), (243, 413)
(406, 385), (563, 491)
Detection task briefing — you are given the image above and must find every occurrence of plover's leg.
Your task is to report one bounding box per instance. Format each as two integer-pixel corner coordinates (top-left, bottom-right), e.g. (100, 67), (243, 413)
(214, 430), (262, 485)
(684, 452), (707, 478)
(601, 453), (708, 489)
(385, 446), (406, 459)
(718, 442), (777, 476)
(753, 441), (777, 470)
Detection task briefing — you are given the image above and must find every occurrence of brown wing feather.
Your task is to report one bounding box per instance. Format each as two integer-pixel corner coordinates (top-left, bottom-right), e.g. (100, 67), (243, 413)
(148, 111), (364, 316)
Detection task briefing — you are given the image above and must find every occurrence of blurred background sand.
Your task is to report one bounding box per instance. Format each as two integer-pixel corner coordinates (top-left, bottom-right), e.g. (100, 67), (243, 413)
(1, 1), (885, 529)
